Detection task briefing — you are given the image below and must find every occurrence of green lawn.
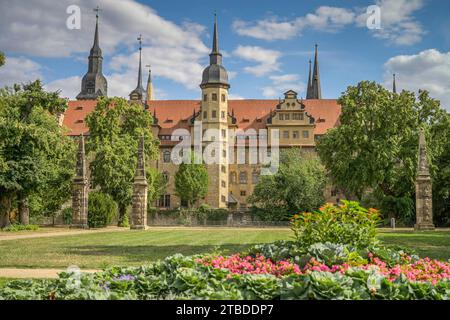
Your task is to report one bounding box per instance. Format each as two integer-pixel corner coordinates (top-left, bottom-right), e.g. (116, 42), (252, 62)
(0, 228), (448, 269)
(378, 229), (450, 261)
(0, 228), (292, 269)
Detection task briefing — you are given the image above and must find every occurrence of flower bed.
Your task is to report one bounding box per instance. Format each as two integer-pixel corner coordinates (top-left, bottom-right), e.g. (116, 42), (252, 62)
(196, 253), (450, 285)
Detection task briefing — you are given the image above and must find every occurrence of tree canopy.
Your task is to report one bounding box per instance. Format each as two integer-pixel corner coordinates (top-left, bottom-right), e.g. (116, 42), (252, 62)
(86, 97), (159, 226)
(317, 81), (449, 223)
(249, 149), (326, 221)
(174, 153), (208, 208)
(0, 80), (75, 227)
(0, 52), (5, 67)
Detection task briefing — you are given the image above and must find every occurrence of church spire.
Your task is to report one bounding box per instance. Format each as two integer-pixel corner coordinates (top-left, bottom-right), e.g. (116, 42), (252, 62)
(209, 13), (223, 65)
(393, 73), (397, 93)
(129, 35), (145, 101)
(306, 59), (313, 99)
(310, 44), (322, 99)
(200, 13), (229, 88)
(146, 65), (154, 101)
(76, 6), (108, 100)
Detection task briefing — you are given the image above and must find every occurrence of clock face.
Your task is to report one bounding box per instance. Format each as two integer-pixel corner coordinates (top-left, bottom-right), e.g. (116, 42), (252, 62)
(87, 81), (94, 88)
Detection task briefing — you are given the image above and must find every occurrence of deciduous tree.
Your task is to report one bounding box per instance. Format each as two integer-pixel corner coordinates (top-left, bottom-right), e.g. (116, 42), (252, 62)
(86, 97), (159, 226)
(317, 81), (449, 223)
(0, 81), (74, 228)
(174, 154), (208, 208)
(249, 149), (326, 220)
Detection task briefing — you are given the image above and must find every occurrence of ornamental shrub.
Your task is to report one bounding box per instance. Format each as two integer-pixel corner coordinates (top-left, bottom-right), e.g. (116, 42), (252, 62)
(1, 224), (39, 232)
(88, 191), (118, 228)
(290, 201), (381, 249)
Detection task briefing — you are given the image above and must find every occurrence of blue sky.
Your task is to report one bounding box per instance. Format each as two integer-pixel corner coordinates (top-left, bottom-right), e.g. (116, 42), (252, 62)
(0, 0), (449, 110)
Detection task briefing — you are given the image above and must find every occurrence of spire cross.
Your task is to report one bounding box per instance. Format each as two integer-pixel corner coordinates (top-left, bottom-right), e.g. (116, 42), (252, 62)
(146, 64), (152, 73)
(93, 6), (102, 19)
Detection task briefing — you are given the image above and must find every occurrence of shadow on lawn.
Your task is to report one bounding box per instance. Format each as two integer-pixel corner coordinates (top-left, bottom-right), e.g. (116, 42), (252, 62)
(65, 243), (256, 264)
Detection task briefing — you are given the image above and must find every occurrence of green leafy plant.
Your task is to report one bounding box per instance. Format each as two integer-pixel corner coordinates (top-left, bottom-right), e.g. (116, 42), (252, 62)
(290, 201), (381, 250)
(1, 224), (39, 232)
(88, 191), (118, 228)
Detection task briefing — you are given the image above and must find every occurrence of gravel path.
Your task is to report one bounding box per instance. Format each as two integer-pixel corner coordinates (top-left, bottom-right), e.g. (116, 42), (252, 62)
(0, 227), (127, 242)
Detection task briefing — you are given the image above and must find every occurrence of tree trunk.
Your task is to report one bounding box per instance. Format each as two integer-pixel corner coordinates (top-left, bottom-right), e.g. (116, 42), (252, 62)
(118, 204), (127, 227)
(0, 194), (12, 229)
(18, 195), (30, 225)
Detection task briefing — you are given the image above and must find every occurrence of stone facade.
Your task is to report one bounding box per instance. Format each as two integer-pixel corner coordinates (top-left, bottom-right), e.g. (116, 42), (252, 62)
(71, 134), (89, 228)
(131, 136), (148, 229)
(414, 128), (435, 231)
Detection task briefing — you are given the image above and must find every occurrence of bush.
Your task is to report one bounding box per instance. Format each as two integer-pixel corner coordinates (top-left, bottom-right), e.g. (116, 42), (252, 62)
(291, 201), (381, 250)
(88, 192), (118, 228)
(61, 207), (72, 225)
(1, 224), (39, 232)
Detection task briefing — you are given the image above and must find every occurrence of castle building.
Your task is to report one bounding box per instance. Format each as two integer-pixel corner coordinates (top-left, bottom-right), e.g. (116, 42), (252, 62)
(63, 14), (342, 210)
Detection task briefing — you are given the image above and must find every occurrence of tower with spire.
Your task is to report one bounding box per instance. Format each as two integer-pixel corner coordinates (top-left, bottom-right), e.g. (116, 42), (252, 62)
(77, 6), (108, 100)
(146, 65), (154, 101)
(200, 13), (230, 208)
(129, 35), (146, 102)
(306, 45), (322, 99)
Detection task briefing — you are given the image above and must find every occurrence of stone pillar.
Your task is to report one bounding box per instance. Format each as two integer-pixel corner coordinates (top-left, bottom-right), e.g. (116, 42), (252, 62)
(414, 128), (435, 231)
(71, 134), (89, 229)
(131, 136), (148, 230)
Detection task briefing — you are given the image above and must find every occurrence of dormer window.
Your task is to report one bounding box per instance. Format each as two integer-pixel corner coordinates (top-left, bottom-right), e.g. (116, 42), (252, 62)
(76, 106), (83, 110)
(76, 119), (84, 123)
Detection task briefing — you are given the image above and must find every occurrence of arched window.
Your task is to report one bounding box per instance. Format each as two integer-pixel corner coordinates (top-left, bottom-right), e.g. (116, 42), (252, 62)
(163, 150), (171, 163)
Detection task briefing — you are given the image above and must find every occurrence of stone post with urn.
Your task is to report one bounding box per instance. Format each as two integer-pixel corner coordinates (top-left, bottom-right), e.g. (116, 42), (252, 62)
(131, 136), (148, 229)
(71, 134), (89, 229)
(414, 128), (435, 231)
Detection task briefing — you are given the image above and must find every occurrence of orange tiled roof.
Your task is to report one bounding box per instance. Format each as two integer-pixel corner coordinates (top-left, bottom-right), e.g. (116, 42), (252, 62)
(64, 99), (341, 137)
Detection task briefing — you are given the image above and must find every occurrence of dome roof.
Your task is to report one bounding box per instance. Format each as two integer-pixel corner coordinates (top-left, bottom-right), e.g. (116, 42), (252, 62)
(201, 63), (229, 87)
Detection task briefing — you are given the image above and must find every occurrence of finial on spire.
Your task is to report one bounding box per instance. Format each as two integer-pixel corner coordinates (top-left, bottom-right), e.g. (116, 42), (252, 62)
(93, 5), (101, 19)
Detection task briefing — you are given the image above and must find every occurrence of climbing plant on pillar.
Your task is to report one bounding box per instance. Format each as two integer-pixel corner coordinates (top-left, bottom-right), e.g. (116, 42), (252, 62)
(86, 97), (158, 227)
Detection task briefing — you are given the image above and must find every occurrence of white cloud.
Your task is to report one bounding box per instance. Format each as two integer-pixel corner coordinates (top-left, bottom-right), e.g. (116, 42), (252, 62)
(262, 74), (306, 98)
(229, 93), (245, 100)
(0, 0), (211, 92)
(232, 18), (298, 41)
(233, 45), (281, 76)
(356, 0), (425, 45)
(233, 1), (425, 45)
(299, 6), (355, 32)
(45, 76), (82, 99)
(0, 57), (43, 88)
(384, 49), (450, 111)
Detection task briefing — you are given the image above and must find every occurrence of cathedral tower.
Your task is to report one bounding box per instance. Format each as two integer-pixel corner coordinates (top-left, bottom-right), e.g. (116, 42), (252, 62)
(76, 7), (108, 100)
(200, 14), (230, 208)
